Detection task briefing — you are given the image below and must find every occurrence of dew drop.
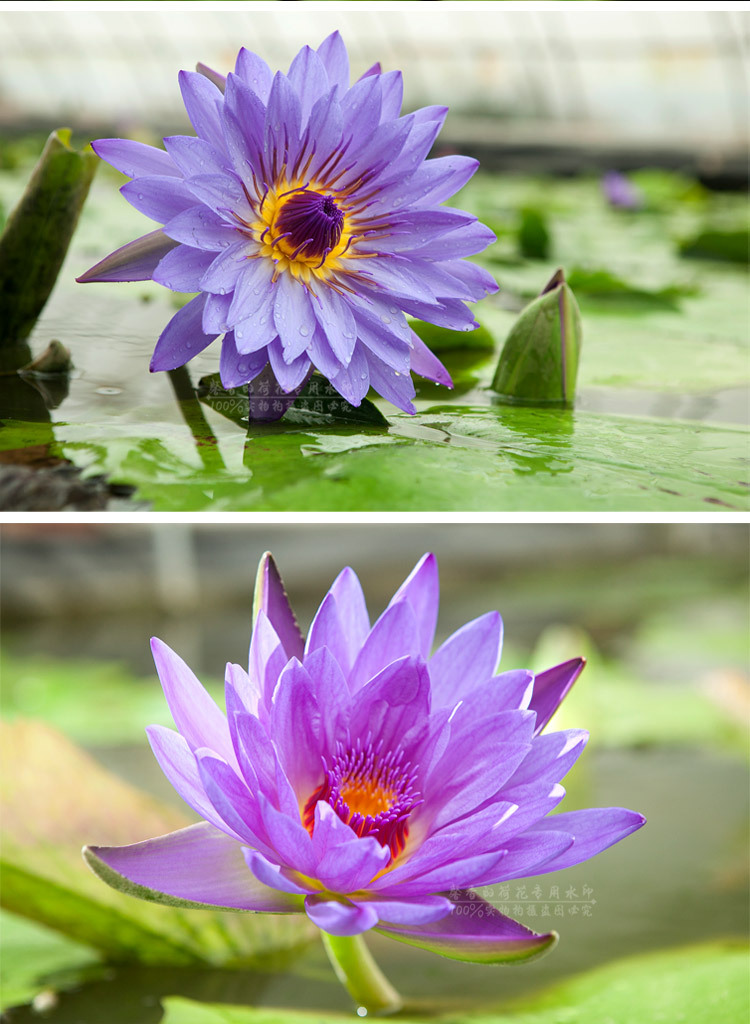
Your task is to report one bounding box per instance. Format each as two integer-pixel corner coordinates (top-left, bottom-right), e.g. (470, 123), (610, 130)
(381, 315), (392, 325)
(299, 325), (309, 337)
(237, 329), (244, 339)
(137, 193), (144, 200)
(239, 360), (248, 373)
(394, 371), (401, 377)
(360, 372), (367, 380)
(389, 307), (398, 315)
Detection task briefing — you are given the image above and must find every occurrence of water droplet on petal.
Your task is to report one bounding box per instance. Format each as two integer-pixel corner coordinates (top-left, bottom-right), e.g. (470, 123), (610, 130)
(137, 193), (144, 200)
(299, 325), (309, 337)
(237, 329), (244, 339)
(239, 360), (248, 373)
(381, 315), (392, 325)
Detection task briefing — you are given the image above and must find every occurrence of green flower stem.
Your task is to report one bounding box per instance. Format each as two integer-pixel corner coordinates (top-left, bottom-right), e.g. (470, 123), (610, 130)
(322, 932), (403, 1016)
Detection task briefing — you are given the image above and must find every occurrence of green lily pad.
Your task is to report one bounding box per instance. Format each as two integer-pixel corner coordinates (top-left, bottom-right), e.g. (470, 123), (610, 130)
(518, 207), (551, 260)
(566, 266), (697, 308)
(679, 228), (749, 265)
(0, 910), (100, 1011)
(159, 940), (747, 1024)
(0, 719), (311, 966)
(410, 317), (496, 352)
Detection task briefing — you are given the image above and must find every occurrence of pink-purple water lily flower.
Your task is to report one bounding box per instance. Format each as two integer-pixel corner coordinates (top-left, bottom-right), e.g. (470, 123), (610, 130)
(77, 32), (499, 415)
(84, 552), (645, 980)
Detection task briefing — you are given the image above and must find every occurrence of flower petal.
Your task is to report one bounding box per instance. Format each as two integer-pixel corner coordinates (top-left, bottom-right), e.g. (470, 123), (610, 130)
(92, 138), (180, 178)
(520, 807), (647, 874)
(311, 804), (390, 892)
(121, 175), (196, 225)
(429, 611), (504, 708)
(386, 553), (439, 660)
(235, 47), (273, 102)
(84, 821), (301, 912)
(164, 205), (238, 251)
(348, 599), (420, 692)
(408, 330), (453, 387)
(252, 552), (304, 662)
(530, 658), (586, 735)
(363, 349), (416, 414)
(316, 31), (350, 94)
(244, 849), (313, 896)
(219, 333), (268, 389)
(178, 70), (227, 154)
(145, 725), (243, 840)
(76, 230), (179, 284)
(150, 637), (235, 764)
(150, 293), (216, 372)
(376, 890), (557, 964)
(152, 245), (215, 292)
(305, 894), (378, 936)
(365, 893), (452, 926)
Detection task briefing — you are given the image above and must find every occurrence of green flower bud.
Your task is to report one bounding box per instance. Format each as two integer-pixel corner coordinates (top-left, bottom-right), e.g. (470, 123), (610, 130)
(491, 268), (582, 406)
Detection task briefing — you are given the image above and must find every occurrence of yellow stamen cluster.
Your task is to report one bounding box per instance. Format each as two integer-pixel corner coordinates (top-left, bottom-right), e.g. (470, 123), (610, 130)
(252, 182), (354, 287)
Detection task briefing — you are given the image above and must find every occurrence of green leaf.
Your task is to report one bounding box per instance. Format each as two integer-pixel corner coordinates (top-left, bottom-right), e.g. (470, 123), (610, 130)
(410, 317), (497, 352)
(566, 265), (697, 308)
(679, 228), (749, 265)
(0, 910), (100, 1011)
(0, 129), (98, 348)
(159, 941), (747, 1024)
(0, 719), (311, 965)
(518, 206), (551, 260)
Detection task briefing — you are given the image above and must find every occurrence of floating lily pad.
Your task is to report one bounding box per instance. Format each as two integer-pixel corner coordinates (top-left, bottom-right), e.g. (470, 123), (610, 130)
(679, 228), (749, 265)
(566, 266), (697, 308)
(0, 910), (100, 1011)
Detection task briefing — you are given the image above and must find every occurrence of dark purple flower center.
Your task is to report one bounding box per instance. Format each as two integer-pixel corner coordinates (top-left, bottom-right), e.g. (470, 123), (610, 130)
(303, 740), (421, 859)
(274, 189), (345, 261)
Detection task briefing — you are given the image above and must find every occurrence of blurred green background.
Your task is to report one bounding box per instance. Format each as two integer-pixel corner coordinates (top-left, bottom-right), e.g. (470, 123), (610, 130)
(1, 523), (748, 1022)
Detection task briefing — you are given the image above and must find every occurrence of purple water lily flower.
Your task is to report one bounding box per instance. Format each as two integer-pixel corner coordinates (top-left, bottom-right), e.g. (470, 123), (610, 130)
(84, 552), (644, 982)
(77, 32), (499, 415)
(601, 171), (643, 210)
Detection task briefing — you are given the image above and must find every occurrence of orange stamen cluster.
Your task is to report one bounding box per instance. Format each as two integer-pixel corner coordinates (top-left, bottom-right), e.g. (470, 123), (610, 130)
(303, 738), (421, 860)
